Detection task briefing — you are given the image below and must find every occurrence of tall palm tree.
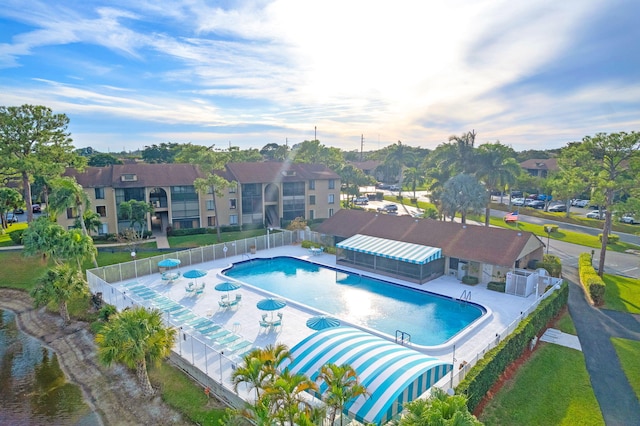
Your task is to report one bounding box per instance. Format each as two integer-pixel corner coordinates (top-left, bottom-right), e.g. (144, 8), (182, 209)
(317, 363), (368, 426)
(48, 177), (99, 267)
(265, 368), (318, 426)
(432, 130), (478, 176)
(96, 307), (177, 396)
(475, 143), (521, 226)
(384, 141), (415, 193)
(403, 167), (426, 201)
(30, 263), (88, 325)
(59, 228), (98, 269)
(441, 174), (487, 224)
(232, 354), (272, 400)
(22, 217), (66, 264)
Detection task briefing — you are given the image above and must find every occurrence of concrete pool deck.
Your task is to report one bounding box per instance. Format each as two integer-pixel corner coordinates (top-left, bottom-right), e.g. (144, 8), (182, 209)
(111, 244), (549, 370)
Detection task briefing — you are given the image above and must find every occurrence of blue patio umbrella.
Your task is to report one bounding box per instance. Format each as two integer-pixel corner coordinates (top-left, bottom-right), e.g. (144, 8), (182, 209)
(306, 315), (341, 331)
(158, 258), (181, 268)
(214, 281), (241, 292)
(183, 269), (208, 285)
(257, 297), (286, 320)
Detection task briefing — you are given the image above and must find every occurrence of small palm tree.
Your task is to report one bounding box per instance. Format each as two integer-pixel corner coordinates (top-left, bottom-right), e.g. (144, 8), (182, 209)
(395, 387), (482, 425)
(30, 263), (88, 325)
(266, 369), (318, 426)
(96, 307), (176, 396)
(317, 363), (368, 426)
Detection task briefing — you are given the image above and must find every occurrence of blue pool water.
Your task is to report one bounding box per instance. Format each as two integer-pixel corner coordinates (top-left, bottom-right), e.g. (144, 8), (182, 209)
(223, 257), (484, 346)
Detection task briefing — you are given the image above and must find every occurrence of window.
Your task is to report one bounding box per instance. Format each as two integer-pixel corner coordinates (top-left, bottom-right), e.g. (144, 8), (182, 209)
(207, 216), (216, 227)
(309, 195), (316, 205)
(229, 198), (237, 209)
(328, 194), (335, 204)
(207, 200), (215, 211)
(328, 179), (335, 189)
(309, 180), (315, 190)
(329, 208), (334, 217)
(96, 206), (107, 217)
(309, 210), (315, 220)
(283, 182), (305, 196)
(229, 185), (236, 193)
(95, 187), (105, 199)
(66, 207), (77, 219)
(99, 223), (108, 235)
(229, 214), (238, 225)
(121, 173), (137, 182)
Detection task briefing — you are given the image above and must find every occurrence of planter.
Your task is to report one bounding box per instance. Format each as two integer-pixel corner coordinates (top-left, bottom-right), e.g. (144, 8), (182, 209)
(250, 246), (256, 254)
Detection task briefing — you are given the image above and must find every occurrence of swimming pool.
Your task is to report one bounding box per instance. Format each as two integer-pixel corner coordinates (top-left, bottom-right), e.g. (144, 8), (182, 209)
(223, 257), (485, 346)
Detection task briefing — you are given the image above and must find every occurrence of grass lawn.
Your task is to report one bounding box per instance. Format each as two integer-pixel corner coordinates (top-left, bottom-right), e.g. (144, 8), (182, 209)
(478, 343), (604, 426)
(148, 362), (227, 425)
(611, 337), (640, 401)
(602, 274), (640, 314)
(168, 229), (275, 248)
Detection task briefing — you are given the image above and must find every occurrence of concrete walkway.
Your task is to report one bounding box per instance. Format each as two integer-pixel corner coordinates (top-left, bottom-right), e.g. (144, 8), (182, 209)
(564, 267), (640, 426)
(153, 230), (170, 249)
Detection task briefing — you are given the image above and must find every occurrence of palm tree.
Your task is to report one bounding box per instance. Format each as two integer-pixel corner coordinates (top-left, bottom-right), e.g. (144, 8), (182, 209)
(96, 307), (177, 396)
(22, 217), (65, 264)
(431, 130), (478, 176)
(232, 354), (272, 400)
(475, 143), (521, 226)
(383, 141), (415, 193)
(265, 368), (318, 426)
(59, 228), (98, 269)
(403, 167), (426, 201)
(441, 174), (487, 224)
(317, 363), (368, 426)
(395, 387), (482, 425)
(75, 210), (103, 235)
(30, 263), (88, 325)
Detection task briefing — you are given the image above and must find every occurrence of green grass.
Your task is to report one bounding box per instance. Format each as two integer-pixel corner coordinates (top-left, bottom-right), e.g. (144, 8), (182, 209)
(611, 337), (640, 401)
(602, 274), (640, 314)
(148, 362), (227, 425)
(168, 229), (274, 248)
(478, 343), (604, 426)
(553, 309), (577, 335)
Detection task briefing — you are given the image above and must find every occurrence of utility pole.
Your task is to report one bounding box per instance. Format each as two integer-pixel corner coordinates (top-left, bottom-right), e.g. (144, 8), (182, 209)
(360, 134), (364, 161)
(314, 126), (317, 141)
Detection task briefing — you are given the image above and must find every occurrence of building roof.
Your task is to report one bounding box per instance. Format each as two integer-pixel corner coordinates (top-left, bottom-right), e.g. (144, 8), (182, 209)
(65, 163), (203, 188)
(283, 326), (452, 425)
(225, 162), (339, 183)
(316, 210), (541, 267)
(519, 158), (558, 171)
(336, 234), (442, 264)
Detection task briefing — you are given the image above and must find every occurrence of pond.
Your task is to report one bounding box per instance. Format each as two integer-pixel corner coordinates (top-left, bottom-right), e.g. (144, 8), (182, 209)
(0, 309), (99, 425)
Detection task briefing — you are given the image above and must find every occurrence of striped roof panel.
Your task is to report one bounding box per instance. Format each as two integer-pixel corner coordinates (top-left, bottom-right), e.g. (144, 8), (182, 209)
(336, 234), (442, 265)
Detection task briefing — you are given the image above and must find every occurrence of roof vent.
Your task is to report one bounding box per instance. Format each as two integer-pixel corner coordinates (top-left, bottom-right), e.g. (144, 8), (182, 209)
(282, 170), (296, 177)
(120, 173), (137, 182)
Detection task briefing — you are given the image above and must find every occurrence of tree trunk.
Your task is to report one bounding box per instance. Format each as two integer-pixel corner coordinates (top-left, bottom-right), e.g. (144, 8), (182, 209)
(136, 359), (155, 396)
(23, 171), (33, 223)
(211, 186), (222, 243)
(59, 300), (71, 325)
(598, 189), (614, 277)
(77, 202), (99, 268)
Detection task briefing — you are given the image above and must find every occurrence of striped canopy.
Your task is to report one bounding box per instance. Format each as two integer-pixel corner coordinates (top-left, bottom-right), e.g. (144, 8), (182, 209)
(281, 327), (452, 425)
(336, 234), (442, 265)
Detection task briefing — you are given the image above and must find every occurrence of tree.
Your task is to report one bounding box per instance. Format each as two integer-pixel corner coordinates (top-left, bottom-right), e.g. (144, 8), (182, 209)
(265, 368), (319, 426)
(0, 105), (82, 222)
(74, 210), (103, 235)
(30, 263), (88, 325)
(58, 228), (98, 269)
(475, 142), (521, 226)
(88, 153), (123, 166)
(441, 174), (487, 224)
(383, 141), (415, 193)
(550, 143), (594, 217)
(0, 187), (22, 229)
(96, 307), (177, 396)
(261, 143), (290, 161)
(48, 176), (98, 267)
(317, 363), (368, 426)
(22, 217), (66, 263)
(292, 140), (345, 171)
(177, 144), (233, 242)
(118, 199), (154, 240)
(581, 132), (640, 276)
(141, 142), (180, 163)
(338, 164), (369, 207)
(403, 167), (426, 201)
(394, 387), (482, 425)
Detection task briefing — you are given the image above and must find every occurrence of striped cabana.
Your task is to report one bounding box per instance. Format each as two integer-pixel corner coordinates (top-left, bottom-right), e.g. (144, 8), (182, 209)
(335, 234), (445, 283)
(281, 327), (453, 425)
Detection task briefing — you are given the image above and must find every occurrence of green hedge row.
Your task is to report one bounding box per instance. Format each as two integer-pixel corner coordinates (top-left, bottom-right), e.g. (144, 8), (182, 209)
(462, 275), (479, 285)
(536, 254), (562, 277)
(598, 233), (619, 244)
(486, 281), (506, 292)
(578, 252), (605, 305)
(456, 281), (568, 411)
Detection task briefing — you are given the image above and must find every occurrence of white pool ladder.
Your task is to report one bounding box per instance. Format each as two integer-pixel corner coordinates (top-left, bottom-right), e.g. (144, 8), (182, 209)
(459, 290), (471, 303)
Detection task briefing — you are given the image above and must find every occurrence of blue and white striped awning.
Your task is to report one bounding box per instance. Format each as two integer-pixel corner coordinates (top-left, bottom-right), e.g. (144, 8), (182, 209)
(281, 327), (452, 425)
(336, 234), (442, 265)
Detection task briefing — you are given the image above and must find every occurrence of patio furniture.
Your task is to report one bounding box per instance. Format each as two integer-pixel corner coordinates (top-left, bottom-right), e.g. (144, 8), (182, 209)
(308, 247), (323, 256)
(185, 282), (194, 294)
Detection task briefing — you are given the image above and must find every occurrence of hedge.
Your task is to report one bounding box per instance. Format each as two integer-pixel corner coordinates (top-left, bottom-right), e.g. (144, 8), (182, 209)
(598, 233), (619, 244)
(462, 275), (479, 285)
(487, 281), (506, 292)
(578, 252), (605, 305)
(456, 281), (568, 411)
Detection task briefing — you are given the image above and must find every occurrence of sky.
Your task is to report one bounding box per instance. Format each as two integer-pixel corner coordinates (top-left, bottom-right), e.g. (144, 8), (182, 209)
(1, 0), (640, 154)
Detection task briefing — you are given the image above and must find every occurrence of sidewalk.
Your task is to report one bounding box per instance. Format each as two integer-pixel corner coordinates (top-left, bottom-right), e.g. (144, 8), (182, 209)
(153, 230), (170, 249)
(564, 267), (640, 425)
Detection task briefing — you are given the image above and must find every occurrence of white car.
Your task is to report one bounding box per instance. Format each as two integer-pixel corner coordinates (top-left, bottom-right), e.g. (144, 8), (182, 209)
(621, 215), (639, 224)
(353, 196), (369, 205)
(586, 210), (605, 219)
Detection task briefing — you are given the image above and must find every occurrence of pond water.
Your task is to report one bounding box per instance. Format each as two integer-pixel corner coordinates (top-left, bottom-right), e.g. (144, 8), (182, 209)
(0, 309), (99, 425)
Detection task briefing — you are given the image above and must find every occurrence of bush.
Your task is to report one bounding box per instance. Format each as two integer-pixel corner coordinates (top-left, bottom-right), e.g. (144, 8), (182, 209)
(487, 281), (506, 292)
(462, 275), (479, 285)
(543, 224), (559, 233)
(578, 252), (606, 305)
(536, 254), (562, 277)
(598, 233), (619, 244)
(9, 229), (24, 244)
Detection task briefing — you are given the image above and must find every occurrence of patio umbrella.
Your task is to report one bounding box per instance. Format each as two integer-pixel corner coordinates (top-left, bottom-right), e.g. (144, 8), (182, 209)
(306, 315), (341, 331)
(158, 258), (181, 268)
(183, 269), (208, 285)
(257, 297), (286, 319)
(214, 281), (241, 297)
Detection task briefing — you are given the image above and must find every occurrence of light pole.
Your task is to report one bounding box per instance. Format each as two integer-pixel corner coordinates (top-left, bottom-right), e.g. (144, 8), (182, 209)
(219, 351), (224, 383)
(544, 225), (553, 255)
(267, 227), (273, 250)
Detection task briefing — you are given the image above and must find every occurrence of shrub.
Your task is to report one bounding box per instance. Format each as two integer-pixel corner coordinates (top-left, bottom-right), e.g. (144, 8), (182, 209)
(487, 281), (506, 292)
(536, 254), (562, 277)
(598, 233), (619, 244)
(543, 224), (558, 233)
(9, 229), (24, 244)
(462, 275), (479, 285)
(578, 252), (606, 305)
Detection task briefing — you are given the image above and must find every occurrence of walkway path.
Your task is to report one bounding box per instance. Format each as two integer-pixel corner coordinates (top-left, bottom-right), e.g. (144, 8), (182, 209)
(564, 267), (640, 426)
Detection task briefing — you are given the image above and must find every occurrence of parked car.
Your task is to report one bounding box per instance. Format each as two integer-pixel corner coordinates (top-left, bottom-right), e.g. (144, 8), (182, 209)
(586, 210), (605, 219)
(13, 207), (24, 214)
(353, 196), (369, 205)
(389, 185), (400, 191)
(377, 204), (398, 213)
(511, 198), (525, 206)
(376, 183), (391, 190)
(548, 204), (567, 212)
(6, 212), (18, 223)
(32, 204), (41, 213)
(527, 200), (545, 209)
(572, 199), (589, 207)
(620, 215), (639, 224)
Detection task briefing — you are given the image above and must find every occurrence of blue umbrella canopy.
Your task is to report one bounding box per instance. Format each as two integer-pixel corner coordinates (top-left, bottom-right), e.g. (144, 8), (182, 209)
(183, 269), (208, 279)
(158, 258), (181, 268)
(214, 281), (241, 292)
(306, 316), (341, 330)
(256, 298), (287, 311)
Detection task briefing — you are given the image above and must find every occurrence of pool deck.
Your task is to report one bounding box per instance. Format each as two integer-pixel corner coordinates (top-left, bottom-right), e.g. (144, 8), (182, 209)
(112, 244), (546, 369)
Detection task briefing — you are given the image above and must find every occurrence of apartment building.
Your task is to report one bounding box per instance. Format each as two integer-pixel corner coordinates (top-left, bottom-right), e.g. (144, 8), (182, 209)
(61, 162), (341, 235)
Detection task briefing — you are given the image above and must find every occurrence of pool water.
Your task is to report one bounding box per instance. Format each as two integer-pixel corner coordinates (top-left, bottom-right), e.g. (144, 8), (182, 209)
(223, 257), (484, 346)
